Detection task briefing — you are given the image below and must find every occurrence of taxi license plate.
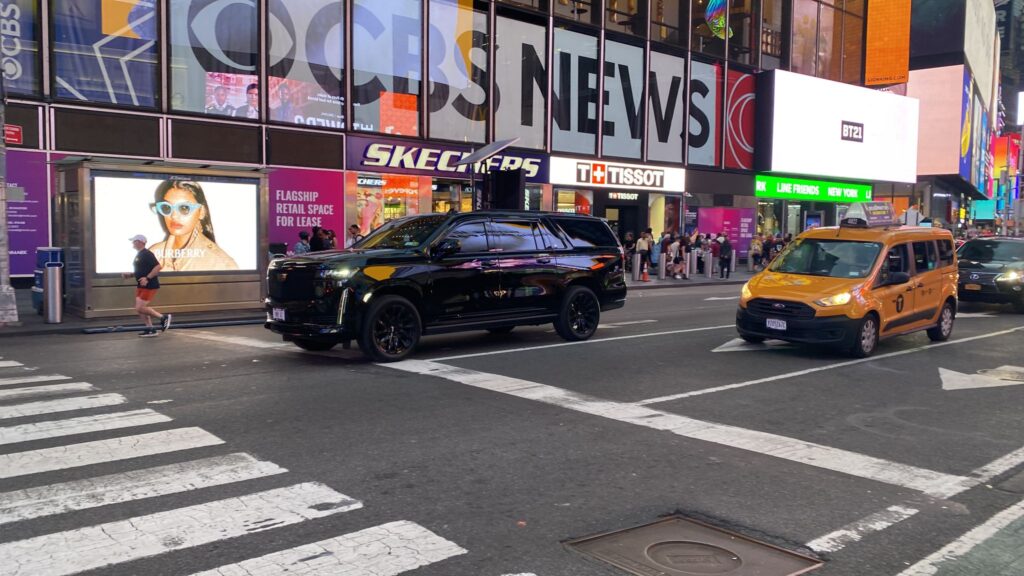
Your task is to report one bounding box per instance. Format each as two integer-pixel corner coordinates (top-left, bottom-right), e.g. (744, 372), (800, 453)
(766, 318), (787, 331)
(272, 307), (286, 321)
(964, 283), (982, 291)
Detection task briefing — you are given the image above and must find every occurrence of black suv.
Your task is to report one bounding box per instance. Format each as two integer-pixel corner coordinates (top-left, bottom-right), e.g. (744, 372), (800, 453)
(957, 237), (1024, 313)
(265, 211), (627, 361)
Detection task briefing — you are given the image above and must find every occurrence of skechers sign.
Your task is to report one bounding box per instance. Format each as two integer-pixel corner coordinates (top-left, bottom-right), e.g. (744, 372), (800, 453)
(755, 175), (872, 203)
(549, 157), (685, 192)
(347, 136), (547, 182)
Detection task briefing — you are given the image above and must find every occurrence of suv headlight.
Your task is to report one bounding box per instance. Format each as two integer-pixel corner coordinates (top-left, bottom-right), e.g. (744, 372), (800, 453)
(814, 292), (852, 307)
(996, 270), (1022, 282)
(320, 267), (357, 281)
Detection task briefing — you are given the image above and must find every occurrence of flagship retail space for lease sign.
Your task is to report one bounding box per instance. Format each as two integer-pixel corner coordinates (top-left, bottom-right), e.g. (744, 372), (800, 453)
(268, 168), (345, 248)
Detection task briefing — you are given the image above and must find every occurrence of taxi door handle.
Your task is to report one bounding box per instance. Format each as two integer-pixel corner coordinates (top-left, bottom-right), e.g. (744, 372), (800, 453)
(905, 286), (914, 292)
(915, 282), (924, 288)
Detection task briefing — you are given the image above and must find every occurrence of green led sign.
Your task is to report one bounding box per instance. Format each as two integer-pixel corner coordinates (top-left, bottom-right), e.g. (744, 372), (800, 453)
(755, 175), (873, 203)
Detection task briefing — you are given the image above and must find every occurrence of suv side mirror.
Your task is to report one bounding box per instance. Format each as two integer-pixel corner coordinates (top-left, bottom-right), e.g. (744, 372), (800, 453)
(434, 238), (460, 259)
(886, 271), (911, 286)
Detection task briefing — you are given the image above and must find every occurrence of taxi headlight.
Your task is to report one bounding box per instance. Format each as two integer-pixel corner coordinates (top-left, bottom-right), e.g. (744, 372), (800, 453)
(814, 292), (852, 307)
(741, 282), (753, 300)
(996, 270), (1022, 282)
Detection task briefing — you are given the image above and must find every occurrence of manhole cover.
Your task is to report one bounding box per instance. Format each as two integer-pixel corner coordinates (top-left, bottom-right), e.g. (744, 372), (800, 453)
(568, 516), (822, 576)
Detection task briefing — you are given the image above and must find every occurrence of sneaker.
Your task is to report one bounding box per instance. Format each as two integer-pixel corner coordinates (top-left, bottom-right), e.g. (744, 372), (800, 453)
(139, 330), (159, 338)
(160, 314), (172, 332)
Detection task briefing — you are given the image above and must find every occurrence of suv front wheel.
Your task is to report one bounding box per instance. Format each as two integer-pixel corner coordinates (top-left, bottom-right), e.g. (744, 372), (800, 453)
(359, 295), (422, 362)
(554, 286), (601, 341)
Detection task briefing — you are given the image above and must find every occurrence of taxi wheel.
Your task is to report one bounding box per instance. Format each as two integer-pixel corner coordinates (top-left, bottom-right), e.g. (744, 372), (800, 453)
(927, 302), (955, 342)
(848, 314), (878, 358)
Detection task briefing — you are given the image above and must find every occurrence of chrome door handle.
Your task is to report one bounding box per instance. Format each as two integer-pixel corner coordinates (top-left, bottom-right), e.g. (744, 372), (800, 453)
(481, 260), (497, 267)
(537, 258), (552, 264)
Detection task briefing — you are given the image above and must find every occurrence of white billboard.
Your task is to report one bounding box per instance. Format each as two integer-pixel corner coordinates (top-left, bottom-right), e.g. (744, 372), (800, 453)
(964, 0), (997, 109)
(765, 70), (919, 183)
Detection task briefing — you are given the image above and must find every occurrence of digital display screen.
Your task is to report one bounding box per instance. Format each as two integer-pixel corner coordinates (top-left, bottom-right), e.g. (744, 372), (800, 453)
(93, 173), (259, 274)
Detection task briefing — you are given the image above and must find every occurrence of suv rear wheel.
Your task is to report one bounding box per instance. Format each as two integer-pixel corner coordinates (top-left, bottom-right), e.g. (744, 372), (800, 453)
(359, 295), (422, 362)
(554, 286), (600, 341)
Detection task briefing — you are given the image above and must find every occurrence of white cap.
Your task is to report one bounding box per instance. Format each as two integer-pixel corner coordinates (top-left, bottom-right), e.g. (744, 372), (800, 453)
(129, 234), (147, 243)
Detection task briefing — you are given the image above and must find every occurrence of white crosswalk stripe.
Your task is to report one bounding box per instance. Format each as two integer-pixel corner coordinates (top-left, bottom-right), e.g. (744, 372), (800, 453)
(0, 427), (223, 479)
(191, 520), (467, 576)
(0, 409), (172, 446)
(0, 393), (127, 420)
(0, 360), (24, 368)
(0, 382), (95, 402)
(0, 452), (286, 525)
(0, 374), (70, 387)
(0, 482), (363, 576)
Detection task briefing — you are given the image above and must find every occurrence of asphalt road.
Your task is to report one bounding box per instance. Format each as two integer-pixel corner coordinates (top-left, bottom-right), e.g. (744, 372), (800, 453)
(2, 284), (1024, 576)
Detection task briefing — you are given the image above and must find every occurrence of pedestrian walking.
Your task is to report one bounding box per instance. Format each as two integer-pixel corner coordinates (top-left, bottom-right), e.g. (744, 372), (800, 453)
(710, 234), (721, 274)
(123, 234), (171, 337)
(636, 230), (652, 279)
(719, 236), (733, 279)
(309, 226), (325, 251)
(345, 224), (365, 248)
(293, 230), (311, 255)
(623, 232), (636, 272)
(750, 234), (763, 271)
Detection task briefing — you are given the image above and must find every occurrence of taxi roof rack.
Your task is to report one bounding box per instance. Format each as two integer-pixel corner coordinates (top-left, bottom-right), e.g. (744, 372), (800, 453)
(840, 202), (899, 229)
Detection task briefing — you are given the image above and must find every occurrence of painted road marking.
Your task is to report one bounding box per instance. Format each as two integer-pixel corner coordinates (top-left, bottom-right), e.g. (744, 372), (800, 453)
(184, 331), (293, 350)
(190, 520), (465, 576)
(0, 394), (126, 420)
(897, 497), (1024, 576)
(705, 296), (740, 301)
(0, 360), (24, 368)
(940, 365), (1024, 391)
(386, 360), (973, 499)
(638, 325), (1024, 405)
(0, 427), (223, 479)
(599, 319), (659, 328)
(0, 452), (287, 525)
(711, 338), (796, 353)
(432, 324), (734, 362)
(0, 382), (95, 402)
(0, 409), (171, 446)
(807, 505), (920, 553)
(0, 482), (362, 576)
(0, 374), (70, 387)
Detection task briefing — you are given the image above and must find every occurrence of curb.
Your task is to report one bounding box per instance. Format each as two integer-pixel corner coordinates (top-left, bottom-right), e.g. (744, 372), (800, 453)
(627, 280), (748, 291)
(0, 316), (266, 338)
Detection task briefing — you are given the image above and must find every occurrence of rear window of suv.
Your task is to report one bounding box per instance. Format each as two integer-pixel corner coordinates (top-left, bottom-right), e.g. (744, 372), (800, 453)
(551, 217), (619, 248)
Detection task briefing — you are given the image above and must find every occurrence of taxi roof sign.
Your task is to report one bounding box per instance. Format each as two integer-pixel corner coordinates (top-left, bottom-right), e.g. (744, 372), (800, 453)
(840, 202), (899, 228)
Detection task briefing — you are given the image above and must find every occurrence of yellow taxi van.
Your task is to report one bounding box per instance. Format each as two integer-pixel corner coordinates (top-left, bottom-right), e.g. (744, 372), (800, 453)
(737, 202), (958, 357)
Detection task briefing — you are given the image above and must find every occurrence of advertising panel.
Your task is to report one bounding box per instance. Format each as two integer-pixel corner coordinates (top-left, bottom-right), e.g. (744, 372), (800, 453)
(864, 0), (911, 86)
(347, 135), (548, 182)
(964, 0), (996, 109)
(552, 28), (598, 154)
(696, 207), (755, 258)
(268, 168), (345, 249)
(755, 175), (872, 203)
(352, 0), (421, 135)
(763, 70), (919, 183)
(494, 16), (545, 149)
(6, 150), (50, 276)
(428, 0), (488, 143)
(725, 69), (755, 170)
(1, 0), (41, 96)
(689, 60), (721, 167)
(93, 173), (259, 274)
(602, 39), (644, 159)
(647, 50), (686, 163)
(907, 65), (964, 176)
(960, 67), (974, 181)
(549, 157), (685, 192)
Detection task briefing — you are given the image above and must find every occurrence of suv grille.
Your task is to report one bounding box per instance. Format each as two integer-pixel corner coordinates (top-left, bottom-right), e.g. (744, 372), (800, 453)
(747, 298), (816, 318)
(268, 264), (319, 301)
(961, 271), (999, 284)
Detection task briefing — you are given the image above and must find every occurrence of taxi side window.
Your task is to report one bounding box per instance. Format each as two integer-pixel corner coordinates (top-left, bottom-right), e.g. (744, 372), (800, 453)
(878, 244), (910, 285)
(937, 239), (955, 266)
(911, 241), (936, 274)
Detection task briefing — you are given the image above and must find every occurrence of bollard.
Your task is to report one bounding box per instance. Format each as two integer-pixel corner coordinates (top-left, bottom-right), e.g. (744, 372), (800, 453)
(43, 262), (64, 324)
(706, 250), (713, 278)
(658, 256), (667, 280)
(748, 252), (754, 272)
(632, 253), (642, 282)
(731, 251), (737, 273)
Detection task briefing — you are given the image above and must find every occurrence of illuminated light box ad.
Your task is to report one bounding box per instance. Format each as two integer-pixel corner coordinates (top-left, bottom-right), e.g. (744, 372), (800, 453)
(755, 175), (873, 203)
(93, 173), (259, 274)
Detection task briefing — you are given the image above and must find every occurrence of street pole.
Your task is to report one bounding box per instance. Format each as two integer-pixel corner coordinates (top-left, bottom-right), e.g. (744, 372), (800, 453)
(0, 67), (19, 326)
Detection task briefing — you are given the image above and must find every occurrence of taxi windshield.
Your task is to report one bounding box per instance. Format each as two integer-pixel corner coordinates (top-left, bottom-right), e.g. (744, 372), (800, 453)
(769, 239), (883, 278)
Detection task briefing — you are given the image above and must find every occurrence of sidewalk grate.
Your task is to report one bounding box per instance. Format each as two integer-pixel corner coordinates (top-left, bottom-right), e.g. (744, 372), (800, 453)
(568, 516), (822, 576)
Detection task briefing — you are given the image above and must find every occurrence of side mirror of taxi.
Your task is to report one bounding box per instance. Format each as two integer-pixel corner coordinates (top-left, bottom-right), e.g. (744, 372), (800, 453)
(887, 271), (911, 286)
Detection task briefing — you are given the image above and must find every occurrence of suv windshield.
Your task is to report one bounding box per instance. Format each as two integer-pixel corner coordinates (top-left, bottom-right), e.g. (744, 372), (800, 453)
(769, 239), (883, 278)
(358, 215), (448, 249)
(958, 240), (1024, 263)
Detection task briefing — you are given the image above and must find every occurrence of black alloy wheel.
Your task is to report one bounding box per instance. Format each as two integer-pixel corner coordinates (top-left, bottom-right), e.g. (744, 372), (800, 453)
(359, 295), (422, 362)
(292, 339), (336, 352)
(554, 286), (601, 341)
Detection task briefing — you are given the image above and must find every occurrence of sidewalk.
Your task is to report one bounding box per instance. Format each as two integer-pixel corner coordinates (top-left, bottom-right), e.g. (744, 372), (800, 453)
(627, 268), (755, 290)
(0, 288), (264, 338)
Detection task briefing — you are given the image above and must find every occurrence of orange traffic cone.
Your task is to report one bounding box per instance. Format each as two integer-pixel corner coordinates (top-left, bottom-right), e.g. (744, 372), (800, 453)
(642, 266), (650, 282)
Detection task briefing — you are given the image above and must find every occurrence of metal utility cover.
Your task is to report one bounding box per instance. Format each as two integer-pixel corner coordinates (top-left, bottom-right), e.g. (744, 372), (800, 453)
(569, 516), (822, 576)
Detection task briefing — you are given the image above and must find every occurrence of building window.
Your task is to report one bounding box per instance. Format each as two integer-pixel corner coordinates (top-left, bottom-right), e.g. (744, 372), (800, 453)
(352, 0), (422, 136)
(3, 0), (41, 97)
(54, 0), (158, 107)
(551, 27), (598, 155)
(791, 0), (818, 77)
(603, 38), (644, 159)
(494, 15), (547, 149)
(170, 0), (258, 117)
(268, 0), (345, 129)
(554, 0), (600, 26)
(647, 49), (686, 163)
(790, 0), (866, 83)
(691, 0), (726, 59)
(354, 173), (420, 234)
(729, 0), (759, 65)
(428, 0), (489, 143)
(650, 0), (686, 46)
(761, 0), (785, 70)
(606, 0), (646, 37)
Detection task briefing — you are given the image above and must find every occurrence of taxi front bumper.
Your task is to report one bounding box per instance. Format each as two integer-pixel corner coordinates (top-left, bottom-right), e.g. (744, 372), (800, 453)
(735, 306), (859, 344)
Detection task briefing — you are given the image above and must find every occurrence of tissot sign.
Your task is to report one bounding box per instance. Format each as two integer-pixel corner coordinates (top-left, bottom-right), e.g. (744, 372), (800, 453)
(550, 157), (685, 192)
(347, 135), (548, 183)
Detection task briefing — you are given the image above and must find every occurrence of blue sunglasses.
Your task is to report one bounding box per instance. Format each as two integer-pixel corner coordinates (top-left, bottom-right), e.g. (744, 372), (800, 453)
(151, 201), (202, 217)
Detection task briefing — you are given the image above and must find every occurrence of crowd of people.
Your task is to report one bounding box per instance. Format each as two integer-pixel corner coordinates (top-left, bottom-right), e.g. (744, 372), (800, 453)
(290, 224), (366, 255)
(624, 229), (793, 281)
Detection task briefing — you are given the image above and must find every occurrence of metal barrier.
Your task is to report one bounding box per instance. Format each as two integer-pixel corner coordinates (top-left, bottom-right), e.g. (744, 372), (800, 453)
(43, 262), (64, 324)
(658, 255), (667, 280)
(632, 253), (642, 282)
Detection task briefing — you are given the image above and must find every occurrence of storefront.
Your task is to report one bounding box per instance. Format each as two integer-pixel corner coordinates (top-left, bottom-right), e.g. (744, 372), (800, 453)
(344, 135), (550, 234)
(754, 174), (874, 236)
(548, 156), (686, 240)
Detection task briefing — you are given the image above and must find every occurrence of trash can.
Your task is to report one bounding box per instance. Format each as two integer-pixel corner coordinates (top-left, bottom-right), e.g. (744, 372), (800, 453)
(43, 262), (64, 324)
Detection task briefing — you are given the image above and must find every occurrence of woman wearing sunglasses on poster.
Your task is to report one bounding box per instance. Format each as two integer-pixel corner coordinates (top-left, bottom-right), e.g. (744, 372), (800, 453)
(148, 180), (239, 271)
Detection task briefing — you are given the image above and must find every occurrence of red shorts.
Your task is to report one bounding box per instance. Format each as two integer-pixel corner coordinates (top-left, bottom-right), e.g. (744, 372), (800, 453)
(135, 288), (158, 301)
